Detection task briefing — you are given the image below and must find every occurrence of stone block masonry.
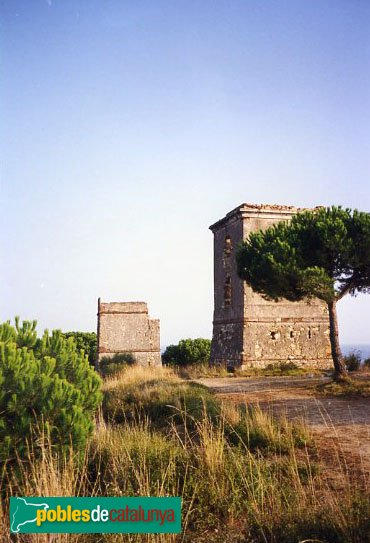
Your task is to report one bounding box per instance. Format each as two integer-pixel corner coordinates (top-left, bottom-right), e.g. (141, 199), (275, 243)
(209, 203), (332, 369)
(97, 299), (161, 366)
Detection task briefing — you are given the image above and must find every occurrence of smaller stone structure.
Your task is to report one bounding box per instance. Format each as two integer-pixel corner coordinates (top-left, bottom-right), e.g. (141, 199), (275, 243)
(97, 299), (161, 366)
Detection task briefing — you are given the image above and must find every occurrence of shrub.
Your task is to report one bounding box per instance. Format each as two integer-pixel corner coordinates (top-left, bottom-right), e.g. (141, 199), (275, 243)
(0, 318), (102, 462)
(344, 351), (361, 372)
(62, 331), (97, 365)
(99, 352), (135, 377)
(162, 338), (211, 366)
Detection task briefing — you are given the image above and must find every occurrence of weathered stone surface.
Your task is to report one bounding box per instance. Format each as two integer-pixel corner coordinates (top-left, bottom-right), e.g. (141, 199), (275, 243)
(210, 203), (332, 369)
(97, 299), (161, 366)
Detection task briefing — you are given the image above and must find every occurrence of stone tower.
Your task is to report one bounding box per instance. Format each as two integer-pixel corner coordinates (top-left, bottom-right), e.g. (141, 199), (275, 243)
(209, 203), (332, 369)
(97, 300), (161, 366)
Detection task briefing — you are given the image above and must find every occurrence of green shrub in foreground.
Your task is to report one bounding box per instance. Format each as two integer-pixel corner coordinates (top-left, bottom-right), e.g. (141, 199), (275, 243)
(0, 318), (102, 461)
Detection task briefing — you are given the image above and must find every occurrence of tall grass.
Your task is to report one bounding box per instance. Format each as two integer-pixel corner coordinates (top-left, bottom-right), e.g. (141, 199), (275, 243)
(1, 436), (87, 543)
(1, 365), (369, 542)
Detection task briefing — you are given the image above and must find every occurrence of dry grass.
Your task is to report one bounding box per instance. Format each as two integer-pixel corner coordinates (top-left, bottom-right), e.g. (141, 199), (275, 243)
(1, 365), (369, 543)
(103, 364), (181, 391)
(1, 437), (88, 543)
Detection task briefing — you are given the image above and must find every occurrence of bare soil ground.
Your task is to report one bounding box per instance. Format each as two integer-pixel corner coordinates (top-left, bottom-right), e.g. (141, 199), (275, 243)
(195, 375), (370, 481)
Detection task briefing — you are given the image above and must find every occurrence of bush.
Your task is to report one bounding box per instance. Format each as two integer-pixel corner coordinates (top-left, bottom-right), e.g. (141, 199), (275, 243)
(344, 351), (361, 372)
(62, 331), (97, 365)
(0, 318), (102, 462)
(162, 338), (211, 366)
(99, 352), (135, 377)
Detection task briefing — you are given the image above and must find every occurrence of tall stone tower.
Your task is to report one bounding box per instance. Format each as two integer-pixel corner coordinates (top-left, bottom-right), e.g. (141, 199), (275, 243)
(209, 203), (332, 369)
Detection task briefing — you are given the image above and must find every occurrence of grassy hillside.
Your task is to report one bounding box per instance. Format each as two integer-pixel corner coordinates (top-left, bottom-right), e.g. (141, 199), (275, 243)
(1, 365), (369, 542)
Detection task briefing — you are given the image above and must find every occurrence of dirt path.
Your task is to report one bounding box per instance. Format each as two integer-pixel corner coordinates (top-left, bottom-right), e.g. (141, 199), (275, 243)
(195, 376), (370, 479)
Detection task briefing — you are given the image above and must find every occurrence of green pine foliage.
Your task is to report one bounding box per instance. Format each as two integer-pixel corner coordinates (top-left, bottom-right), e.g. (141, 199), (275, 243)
(0, 318), (102, 462)
(236, 206), (370, 376)
(237, 207), (370, 304)
(62, 331), (97, 365)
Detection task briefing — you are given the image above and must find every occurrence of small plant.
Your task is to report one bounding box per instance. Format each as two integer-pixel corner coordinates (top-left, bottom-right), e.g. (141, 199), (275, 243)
(99, 352), (136, 377)
(344, 351), (361, 372)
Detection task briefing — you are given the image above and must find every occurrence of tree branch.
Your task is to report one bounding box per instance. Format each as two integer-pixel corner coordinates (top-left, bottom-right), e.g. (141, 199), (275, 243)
(336, 274), (357, 301)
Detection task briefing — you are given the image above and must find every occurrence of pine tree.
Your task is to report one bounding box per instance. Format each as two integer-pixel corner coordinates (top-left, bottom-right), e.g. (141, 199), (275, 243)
(236, 206), (370, 378)
(0, 319), (102, 462)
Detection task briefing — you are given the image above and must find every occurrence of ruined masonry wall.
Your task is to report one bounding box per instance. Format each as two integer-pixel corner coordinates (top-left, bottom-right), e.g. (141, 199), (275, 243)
(97, 300), (161, 366)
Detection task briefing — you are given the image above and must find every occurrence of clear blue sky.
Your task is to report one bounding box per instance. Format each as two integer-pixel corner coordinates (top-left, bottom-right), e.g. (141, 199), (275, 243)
(1, 0), (369, 347)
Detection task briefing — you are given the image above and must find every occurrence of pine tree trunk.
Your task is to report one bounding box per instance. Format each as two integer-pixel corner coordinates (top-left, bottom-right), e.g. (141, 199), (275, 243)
(327, 300), (347, 378)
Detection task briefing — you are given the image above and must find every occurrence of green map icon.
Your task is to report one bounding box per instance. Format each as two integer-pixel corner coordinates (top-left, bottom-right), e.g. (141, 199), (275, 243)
(10, 497), (49, 533)
(9, 496), (182, 534)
